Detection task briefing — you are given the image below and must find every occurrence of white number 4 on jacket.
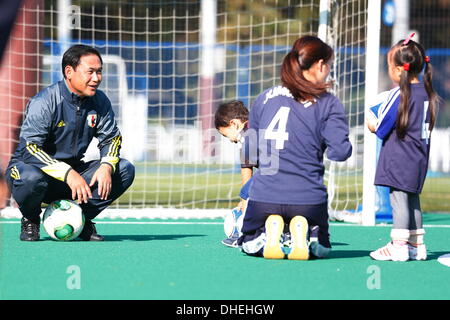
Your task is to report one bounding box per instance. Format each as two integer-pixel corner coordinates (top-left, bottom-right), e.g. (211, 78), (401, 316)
(265, 106), (290, 150)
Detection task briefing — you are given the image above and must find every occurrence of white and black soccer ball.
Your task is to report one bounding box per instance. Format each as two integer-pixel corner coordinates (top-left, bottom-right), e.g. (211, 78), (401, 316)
(43, 200), (85, 241)
(368, 90), (392, 120)
(223, 207), (244, 238)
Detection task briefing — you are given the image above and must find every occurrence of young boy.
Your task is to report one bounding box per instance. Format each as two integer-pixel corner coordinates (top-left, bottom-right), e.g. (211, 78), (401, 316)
(214, 100), (253, 247)
(214, 101), (296, 250)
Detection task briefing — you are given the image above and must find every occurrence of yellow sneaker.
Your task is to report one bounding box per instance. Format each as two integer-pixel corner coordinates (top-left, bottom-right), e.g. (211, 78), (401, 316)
(287, 216), (309, 260)
(263, 215), (285, 259)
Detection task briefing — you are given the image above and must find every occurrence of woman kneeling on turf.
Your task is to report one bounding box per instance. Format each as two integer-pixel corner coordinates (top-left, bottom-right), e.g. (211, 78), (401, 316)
(237, 35), (352, 260)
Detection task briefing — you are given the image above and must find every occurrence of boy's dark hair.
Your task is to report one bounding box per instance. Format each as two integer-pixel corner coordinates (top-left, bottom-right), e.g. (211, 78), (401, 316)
(62, 44), (103, 78)
(214, 100), (249, 129)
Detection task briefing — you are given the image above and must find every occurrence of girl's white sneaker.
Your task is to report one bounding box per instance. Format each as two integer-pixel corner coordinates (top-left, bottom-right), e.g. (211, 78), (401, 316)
(370, 241), (409, 261)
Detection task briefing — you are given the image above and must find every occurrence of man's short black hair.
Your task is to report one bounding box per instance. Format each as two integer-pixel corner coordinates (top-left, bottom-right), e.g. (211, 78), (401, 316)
(214, 100), (249, 129)
(62, 44), (103, 78)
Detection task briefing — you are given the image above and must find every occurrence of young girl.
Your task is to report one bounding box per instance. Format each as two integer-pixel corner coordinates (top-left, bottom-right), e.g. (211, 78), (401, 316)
(237, 35), (352, 260)
(368, 34), (439, 261)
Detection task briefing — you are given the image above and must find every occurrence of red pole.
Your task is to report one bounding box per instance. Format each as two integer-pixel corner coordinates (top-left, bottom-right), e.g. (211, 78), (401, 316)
(0, 0), (44, 171)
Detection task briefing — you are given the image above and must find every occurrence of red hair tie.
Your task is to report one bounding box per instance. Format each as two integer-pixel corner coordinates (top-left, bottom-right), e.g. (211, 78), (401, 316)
(424, 56), (430, 63)
(403, 63), (410, 71)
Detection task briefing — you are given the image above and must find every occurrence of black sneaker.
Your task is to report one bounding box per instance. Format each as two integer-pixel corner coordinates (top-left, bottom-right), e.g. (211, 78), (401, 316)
(20, 217), (40, 241)
(78, 220), (104, 241)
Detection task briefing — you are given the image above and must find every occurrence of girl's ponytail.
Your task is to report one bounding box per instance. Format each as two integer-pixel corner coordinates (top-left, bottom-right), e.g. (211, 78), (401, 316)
(423, 58), (438, 132)
(396, 67), (411, 139)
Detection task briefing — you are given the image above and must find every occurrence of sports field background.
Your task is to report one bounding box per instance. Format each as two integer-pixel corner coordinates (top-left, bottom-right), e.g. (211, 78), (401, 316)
(118, 165), (450, 212)
(1, 213), (449, 300)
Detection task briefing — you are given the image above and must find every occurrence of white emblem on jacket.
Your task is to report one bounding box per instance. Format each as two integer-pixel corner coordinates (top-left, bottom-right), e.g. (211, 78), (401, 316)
(87, 114), (97, 128)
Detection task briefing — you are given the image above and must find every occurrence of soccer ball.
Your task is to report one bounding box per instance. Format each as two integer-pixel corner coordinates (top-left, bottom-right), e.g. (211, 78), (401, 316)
(223, 207), (244, 238)
(368, 90), (391, 120)
(43, 200), (85, 241)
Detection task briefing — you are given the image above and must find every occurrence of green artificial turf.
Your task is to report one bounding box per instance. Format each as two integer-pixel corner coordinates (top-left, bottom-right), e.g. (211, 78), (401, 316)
(1, 214), (449, 300)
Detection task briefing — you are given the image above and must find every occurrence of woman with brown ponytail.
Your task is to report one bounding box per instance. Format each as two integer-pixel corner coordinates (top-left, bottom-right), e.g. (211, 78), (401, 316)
(368, 33), (439, 261)
(237, 35), (352, 260)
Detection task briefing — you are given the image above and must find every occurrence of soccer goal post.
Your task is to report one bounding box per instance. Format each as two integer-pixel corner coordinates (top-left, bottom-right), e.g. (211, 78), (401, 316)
(361, 0), (382, 226)
(320, 0), (381, 226)
(0, 0), (381, 224)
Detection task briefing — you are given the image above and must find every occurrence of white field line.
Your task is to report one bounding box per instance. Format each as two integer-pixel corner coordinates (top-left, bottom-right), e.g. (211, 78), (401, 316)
(0, 220), (449, 228)
(2, 206), (449, 227)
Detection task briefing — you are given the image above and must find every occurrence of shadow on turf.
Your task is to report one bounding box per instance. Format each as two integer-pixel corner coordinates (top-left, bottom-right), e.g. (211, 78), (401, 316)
(329, 250), (450, 261)
(427, 251), (450, 260)
(102, 234), (207, 241)
(328, 250), (372, 259)
(331, 242), (349, 246)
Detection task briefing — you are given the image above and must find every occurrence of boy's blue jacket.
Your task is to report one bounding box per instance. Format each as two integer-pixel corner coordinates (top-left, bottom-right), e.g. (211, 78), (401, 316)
(8, 80), (122, 182)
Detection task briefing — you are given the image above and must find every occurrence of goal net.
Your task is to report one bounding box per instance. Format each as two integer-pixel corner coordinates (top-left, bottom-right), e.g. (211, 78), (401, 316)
(0, 0), (371, 221)
(322, 0), (368, 223)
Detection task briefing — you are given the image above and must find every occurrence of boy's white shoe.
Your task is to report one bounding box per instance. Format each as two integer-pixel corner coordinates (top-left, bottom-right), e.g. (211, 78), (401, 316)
(370, 241), (409, 261)
(408, 243), (427, 260)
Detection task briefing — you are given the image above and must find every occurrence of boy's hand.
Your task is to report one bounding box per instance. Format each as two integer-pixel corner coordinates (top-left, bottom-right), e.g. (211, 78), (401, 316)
(237, 199), (247, 212)
(241, 167), (253, 185)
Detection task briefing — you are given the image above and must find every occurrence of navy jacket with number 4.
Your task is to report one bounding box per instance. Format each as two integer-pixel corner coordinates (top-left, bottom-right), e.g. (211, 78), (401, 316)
(242, 85), (352, 205)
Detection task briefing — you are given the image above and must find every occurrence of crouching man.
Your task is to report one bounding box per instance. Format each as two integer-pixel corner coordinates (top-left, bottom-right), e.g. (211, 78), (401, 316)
(6, 44), (135, 241)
